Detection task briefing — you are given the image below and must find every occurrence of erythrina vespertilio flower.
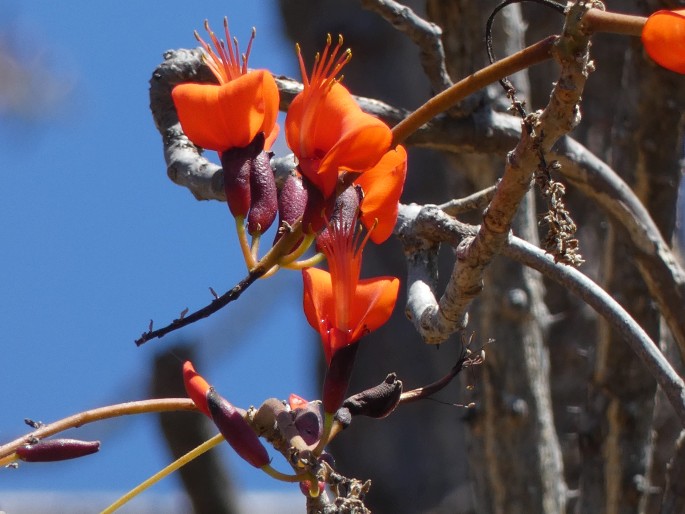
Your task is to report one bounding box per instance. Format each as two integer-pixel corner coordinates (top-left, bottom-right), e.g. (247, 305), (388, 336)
(302, 188), (399, 364)
(642, 9), (685, 74)
(302, 188), (398, 413)
(172, 19), (280, 236)
(285, 35), (393, 200)
(172, 18), (280, 152)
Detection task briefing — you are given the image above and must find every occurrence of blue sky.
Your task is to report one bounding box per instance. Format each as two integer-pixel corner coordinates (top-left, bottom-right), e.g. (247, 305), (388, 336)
(0, 0), (316, 505)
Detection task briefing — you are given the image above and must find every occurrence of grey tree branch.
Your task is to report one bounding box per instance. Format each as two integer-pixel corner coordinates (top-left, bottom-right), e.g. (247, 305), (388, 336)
(359, 0), (453, 93)
(554, 136), (685, 360)
(398, 2), (595, 344)
(396, 203), (685, 426)
(149, 48), (224, 202)
(502, 237), (685, 427)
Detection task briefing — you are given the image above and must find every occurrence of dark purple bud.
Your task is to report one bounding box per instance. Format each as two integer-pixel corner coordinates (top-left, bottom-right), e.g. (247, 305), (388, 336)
(220, 135), (260, 218)
(278, 172), (308, 228)
(274, 172), (308, 247)
(319, 451), (336, 468)
(246, 149), (278, 235)
(322, 341), (359, 414)
(206, 388), (270, 468)
(293, 406), (322, 446)
(16, 439), (100, 462)
(301, 174), (332, 234)
(342, 373), (403, 419)
(316, 185), (361, 252)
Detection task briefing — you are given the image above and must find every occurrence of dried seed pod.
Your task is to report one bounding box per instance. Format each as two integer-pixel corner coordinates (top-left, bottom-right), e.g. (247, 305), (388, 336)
(16, 439), (100, 462)
(342, 373), (403, 419)
(206, 388), (270, 468)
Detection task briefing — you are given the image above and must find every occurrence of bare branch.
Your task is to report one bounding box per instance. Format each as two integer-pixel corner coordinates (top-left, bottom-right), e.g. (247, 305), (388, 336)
(661, 431), (685, 513)
(0, 399), (196, 460)
(135, 271), (260, 346)
(149, 48), (224, 202)
(554, 136), (685, 360)
(502, 237), (685, 427)
(359, 0), (453, 92)
(437, 185), (498, 216)
(399, 3), (595, 344)
(397, 203), (685, 425)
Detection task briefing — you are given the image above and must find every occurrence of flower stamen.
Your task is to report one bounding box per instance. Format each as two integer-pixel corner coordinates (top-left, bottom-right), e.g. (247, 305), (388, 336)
(194, 18), (254, 84)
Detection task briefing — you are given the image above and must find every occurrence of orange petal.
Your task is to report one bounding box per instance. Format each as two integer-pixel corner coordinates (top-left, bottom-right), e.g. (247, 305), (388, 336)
(286, 83), (392, 197)
(302, 267), (334, 339)
(172, 70), (280, 151)
(642, 9), (685, 74)
(288, 393), (309, 410)
(356, 145), (408, 244)
(182, 361), (212, 417)
(348, 276), (399, 344)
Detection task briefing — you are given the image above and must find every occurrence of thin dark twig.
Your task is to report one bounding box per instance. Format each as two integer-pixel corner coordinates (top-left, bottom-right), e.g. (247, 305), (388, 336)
(438, 185), (498, 216)
(399, 342), (485, 404)
(486, 0), (566, 119)
(135, 271), (262, 346)
(359, 0), (452, 92)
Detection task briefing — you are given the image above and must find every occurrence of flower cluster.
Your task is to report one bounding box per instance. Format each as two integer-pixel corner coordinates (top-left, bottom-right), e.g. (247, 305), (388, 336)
(170, 17), (407, 482)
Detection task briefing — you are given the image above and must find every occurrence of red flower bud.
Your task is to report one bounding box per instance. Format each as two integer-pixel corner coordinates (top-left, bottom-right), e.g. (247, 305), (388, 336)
(182, 361), (211, 417)
(322, 341), (359, 414)
(206, 388), (270, 468)
(16, 439), (100, 462)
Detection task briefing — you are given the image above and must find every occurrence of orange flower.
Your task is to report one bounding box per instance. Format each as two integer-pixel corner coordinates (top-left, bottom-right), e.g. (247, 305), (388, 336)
(642, 9), (685, 74)
(285, 35), (393, 198)
(172, 19), (280, 152)
(355, 145), (407, 244)
(302, 202), (399, 364)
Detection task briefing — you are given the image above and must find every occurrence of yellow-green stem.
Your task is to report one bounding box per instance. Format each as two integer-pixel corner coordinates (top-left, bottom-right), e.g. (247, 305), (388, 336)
(251, 232), (261, 263)
(279, 234), (316, 266)
(0, 453), (18, 467)
(260, 264), (281, 279)
(391, 36), (557, 146)
(283, 252), (325, 270)
(235, 217), (257, 269)
(313, 412), (334, 456)
(260, 463), (311, 483)
(100, 433), (225, 514)
(249, 220), (304, 275)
